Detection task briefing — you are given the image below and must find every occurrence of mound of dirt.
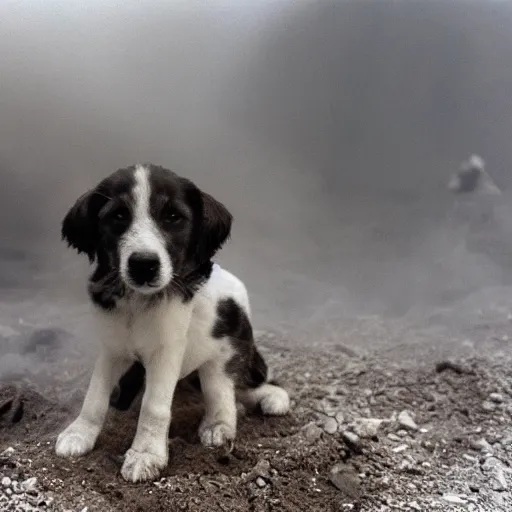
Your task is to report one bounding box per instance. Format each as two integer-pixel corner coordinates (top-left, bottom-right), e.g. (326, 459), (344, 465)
(1, 342), (512, 511)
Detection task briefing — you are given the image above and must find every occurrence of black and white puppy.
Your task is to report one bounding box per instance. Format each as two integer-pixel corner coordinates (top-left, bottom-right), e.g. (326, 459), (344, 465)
(55, 164), (290, 482)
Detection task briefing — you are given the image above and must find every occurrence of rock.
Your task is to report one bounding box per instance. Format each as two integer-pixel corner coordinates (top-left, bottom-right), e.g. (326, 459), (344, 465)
(1, 447), (14, 456)
(482, 401), (496, 412)
(470, 438), (493, 453)
(21, 477), (37, 493)
(442, 494), (467, 505)
(481, 457), (508, 492)
(255, 477), (266, 488)
(351, 418), (384, 439)
(489, 393), (504, 404)
(398, 411), (418, 431)
(302, 423), (323, 443)
(408, 501), (421, 511)
(251, 459), (271, 480)
(492, 471), (508, 492)
(341, 431), (360, 448)
(392, 445), (408, 453)
(387, 433), (401, 442)
(329, 464), (360, 499)
(335, 412), (344, 424)
(322, 417), (338, 435)
(2, 477), (11, 488)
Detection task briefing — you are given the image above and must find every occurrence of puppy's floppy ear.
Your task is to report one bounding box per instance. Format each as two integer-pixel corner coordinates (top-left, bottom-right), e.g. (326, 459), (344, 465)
(198, 191), (233, 260)
(183, 179), (233, 263)
(61, 188), (104, 262)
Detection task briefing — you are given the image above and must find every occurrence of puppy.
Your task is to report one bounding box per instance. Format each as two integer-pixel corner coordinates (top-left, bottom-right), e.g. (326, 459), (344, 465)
(55, 164), (290, 482)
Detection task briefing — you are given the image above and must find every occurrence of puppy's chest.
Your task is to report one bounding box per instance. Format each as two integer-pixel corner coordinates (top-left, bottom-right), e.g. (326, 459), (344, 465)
(97, 302), (187, 359)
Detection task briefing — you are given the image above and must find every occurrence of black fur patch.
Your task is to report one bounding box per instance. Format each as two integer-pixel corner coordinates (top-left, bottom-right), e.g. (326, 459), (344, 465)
(212, 298), (268, 388)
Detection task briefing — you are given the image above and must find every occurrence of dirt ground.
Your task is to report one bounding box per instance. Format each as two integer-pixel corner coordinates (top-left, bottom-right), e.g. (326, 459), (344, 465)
(2, 310), (512, 512)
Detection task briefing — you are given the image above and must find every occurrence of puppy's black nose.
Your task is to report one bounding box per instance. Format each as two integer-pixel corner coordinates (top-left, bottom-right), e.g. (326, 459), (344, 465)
(128, 252), (160, 285)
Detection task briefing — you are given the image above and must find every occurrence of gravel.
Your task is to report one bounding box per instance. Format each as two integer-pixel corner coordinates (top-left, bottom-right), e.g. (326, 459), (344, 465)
(2, 327), (512, 510)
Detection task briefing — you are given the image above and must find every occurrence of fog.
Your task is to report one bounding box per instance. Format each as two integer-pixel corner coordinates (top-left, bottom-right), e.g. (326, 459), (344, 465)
(1, 0), (512, 343)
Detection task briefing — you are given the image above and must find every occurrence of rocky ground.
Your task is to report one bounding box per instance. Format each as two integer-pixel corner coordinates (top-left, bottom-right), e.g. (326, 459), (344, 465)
(1, 295), (512, 512)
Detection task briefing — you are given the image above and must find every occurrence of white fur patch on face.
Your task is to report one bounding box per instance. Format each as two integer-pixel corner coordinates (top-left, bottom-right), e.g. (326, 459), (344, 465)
(119, 165), (173, 294)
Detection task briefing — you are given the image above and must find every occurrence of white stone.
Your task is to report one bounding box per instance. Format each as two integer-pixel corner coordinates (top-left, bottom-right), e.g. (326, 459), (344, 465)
(489, 393), (504, 404)
(255, 477), (266, 488)
(352, 418), (384, 439)
(21, 477), (37, 493)
(322, 417), (338, 435)
(342, 431), (360, 446)
(398, 411), (418, 431)
(442, 494), (467, 505)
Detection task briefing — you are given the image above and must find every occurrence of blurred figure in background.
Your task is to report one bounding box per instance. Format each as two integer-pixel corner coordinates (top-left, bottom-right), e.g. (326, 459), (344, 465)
(446, 154), (511, 273)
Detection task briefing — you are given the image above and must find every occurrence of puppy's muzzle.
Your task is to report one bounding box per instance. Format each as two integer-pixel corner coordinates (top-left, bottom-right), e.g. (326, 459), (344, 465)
(128, 252), (161, 286)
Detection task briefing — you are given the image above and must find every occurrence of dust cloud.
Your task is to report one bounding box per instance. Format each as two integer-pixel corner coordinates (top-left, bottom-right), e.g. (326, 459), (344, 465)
(1, 0), (512, 347)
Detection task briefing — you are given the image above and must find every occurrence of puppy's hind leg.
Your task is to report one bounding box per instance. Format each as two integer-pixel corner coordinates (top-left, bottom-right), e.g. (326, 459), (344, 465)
(238, 349), (290, 416)
(110, 361), (146, 411)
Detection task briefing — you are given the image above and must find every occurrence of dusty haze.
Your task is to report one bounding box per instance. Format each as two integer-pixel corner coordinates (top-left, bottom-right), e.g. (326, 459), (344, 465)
(1, 0), (512, 344)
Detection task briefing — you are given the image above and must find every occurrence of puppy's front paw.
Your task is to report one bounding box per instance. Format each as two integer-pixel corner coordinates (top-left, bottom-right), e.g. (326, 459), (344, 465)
(55, 420), (97, 457)
(121, 448), (167, 482)
(199, 421), (236, 448)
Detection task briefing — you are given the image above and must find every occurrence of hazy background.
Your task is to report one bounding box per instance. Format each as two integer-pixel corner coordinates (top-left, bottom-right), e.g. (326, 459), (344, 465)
(1, 0), (512, 345)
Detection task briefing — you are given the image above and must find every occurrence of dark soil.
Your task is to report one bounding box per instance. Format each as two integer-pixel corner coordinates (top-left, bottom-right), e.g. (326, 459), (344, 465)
(2, 338), (512, 511)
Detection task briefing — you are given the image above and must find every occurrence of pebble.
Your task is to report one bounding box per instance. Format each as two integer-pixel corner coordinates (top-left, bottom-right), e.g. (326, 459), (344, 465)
(329, 465), (361, 499)
(1, 447), (15, 456)
(442, 494), (467, 505)
(392, 445), (408, 453)
(492, 470), (508, 492)
(408, 500), (421, 511)
(398, 411), (418, 431)
(387, 433), (401, 442)
(2, 477), (12, 488)
(21, 477), (37, 493)
(303, 423), (323, 443)
(322, 417), (338, 435)
(251, 459), (271, 480)
(489, 393), (504, 404)
(352, 418), (384, 439)
(342, 431), (360, 447)
(481, 457), (508, 492)
(482, 401), (496, 412)
(335, 412), (344, 424)
(470, 438), (493, 453)
(255, 477), (266, 488)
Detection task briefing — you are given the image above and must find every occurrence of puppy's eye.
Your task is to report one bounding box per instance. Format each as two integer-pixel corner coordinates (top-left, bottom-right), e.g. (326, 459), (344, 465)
(162, 207), (184, 226)
(111, 207), (130, 223)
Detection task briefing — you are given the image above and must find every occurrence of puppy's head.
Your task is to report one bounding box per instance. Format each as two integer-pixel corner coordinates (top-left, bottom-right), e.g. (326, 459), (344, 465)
(62, 164), (232, 297)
